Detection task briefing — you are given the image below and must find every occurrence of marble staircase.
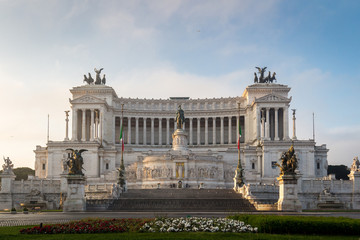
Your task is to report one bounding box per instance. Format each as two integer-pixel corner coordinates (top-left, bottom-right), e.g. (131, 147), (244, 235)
(106, 189), (256, 212)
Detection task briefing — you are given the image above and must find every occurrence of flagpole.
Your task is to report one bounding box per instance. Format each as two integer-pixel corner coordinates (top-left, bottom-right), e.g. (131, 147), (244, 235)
(118, 103), (126, 191)
(234, 102), (244, 190)
(121, 104), (124, 168)
(238, 103), (241, 168)
(237, 102), (242, 169)
(312, 112), (315, 141)
(47, 114), (50, 143)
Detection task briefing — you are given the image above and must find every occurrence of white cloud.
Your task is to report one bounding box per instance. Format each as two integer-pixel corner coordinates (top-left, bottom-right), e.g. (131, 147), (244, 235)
(112, 66), (249, 99)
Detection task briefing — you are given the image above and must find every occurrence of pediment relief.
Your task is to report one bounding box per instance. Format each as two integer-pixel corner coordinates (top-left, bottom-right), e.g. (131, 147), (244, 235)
(255, 94), (290, 103)
(70, 95), (106, 104)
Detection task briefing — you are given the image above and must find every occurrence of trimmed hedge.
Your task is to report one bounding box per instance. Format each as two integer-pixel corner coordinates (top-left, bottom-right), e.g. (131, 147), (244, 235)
(228, 214), (360, 236)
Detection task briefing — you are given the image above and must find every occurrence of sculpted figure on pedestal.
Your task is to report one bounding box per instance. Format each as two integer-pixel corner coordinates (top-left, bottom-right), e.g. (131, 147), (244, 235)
(351, 157), (360, 172)
(276, 144), (298, 175)
(176, 105), (185, 129)
(65, 149), (87, 175)
(2, 157), (14, 173)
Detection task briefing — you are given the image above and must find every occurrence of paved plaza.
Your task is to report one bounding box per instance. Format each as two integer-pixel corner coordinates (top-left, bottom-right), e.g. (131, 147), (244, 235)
(0, 211), (359, 227)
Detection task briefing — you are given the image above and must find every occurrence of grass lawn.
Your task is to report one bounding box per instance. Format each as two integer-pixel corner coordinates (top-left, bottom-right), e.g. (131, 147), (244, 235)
(0, 226), (359, 240)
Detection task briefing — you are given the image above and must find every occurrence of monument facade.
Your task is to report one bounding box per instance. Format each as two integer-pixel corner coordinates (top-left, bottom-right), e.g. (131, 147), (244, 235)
(34, 68), (328, 190)
(1, 67), (360, 211)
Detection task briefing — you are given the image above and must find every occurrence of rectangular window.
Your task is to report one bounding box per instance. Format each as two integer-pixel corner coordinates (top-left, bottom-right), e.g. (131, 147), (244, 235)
(317, 162), (320, 169)
(252, 162), (255, 170)
(271, 161), (277, 169)
(106, 163), (109, 170)
(42, 163), (46, 170)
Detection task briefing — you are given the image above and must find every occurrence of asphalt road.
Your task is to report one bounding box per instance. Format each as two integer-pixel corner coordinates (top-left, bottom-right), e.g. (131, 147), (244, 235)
(0, 211), (359, 227)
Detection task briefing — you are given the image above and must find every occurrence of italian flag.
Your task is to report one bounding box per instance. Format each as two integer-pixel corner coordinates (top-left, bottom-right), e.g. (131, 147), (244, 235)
(237, 123), (242, 150)
(120, 125), (124, 152)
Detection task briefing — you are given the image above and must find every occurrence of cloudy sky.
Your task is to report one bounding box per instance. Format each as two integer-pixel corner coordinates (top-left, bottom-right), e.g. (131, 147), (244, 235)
(0, 0), (359, 169)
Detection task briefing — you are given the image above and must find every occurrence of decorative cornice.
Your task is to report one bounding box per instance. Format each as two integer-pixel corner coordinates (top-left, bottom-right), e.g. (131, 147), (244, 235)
(255, 93), (291, 103)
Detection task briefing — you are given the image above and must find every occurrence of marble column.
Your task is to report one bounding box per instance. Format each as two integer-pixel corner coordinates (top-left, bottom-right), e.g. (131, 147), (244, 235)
(261, 110), (265, 140)
(151, 118), (155, 145)
(205, 117), (209, 145)
(99, 111), (103, 142)
(274, 108), (279, 141)
(212, 118), (216, 145)
(236, 115), (240, 140)
(90, 110), (95, 141)
(284, 106), (290, 140)
(71, 109), (78, 141)
(197, 118), (201, 145)
(256, 107), (261, 140)
(113, 117), (117, 144)
(189, 118), (193, 145)
(228, 117), (232, 144)
(81, 109), (86, 141)
(166, 118), (170, 145)
(64, 111), (70, 141)
(159, 118), (162, 145)
(128, 117), (131, 144)
(135, 117), (139, 145)
(95, 110), (99, 139)
(220, 117), (224, 144)
(143, 118), (147, 145)
(265, 108), (270, 140)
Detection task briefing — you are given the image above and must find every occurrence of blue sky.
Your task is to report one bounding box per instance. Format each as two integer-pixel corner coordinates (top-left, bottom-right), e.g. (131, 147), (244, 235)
(0, 0), (359, 169)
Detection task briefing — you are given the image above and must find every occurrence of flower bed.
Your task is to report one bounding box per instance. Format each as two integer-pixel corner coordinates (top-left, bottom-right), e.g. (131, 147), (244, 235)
(140, 217), (258, 233)
(20, 218), (150, 234)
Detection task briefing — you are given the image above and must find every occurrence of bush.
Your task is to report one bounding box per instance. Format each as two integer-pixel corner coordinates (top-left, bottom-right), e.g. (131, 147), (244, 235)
(228, 214), (360, 236)
(20, 218), (151, 234)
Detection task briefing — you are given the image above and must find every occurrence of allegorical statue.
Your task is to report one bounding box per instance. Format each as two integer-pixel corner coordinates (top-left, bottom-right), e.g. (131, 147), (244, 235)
(65, 149), (87, 175)
(254, 72), (258, 83)
(175, 105), (185, 129)
(94, 68), (104, 84)
(255, 67), (276, 83)
(2, 156), (14, 173)
(276, 144), (298, 175)
(83, 68), (106, 85)
(255, 67), (267, 83)
(351, 157), (360, 172)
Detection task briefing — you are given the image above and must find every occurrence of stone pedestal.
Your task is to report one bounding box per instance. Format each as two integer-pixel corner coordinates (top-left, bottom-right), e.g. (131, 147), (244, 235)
(0, 172), (16, 210)
(277, 174), (302, 212)
(172, 129), (188, 151)
(63, 175), (86, 212)
(349, 171), (360, 209)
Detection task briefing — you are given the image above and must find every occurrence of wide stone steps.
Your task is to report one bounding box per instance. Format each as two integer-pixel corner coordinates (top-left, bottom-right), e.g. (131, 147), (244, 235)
(107, 189), (256, 212)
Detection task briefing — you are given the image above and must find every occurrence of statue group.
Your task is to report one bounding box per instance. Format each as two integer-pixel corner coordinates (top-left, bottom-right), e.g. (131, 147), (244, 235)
(2, 156), (14, 173)
(254, 67), (276, 83)
(83, 68), (106, 85)
(66, 149), (87, 175)
(276, 144), (298, 175)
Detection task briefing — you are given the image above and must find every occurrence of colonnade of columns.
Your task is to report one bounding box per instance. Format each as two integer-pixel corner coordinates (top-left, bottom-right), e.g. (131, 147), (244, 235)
(257, 106), (289, 141)
(71, 108), (101, 141)
(114, 116), (244, 146)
